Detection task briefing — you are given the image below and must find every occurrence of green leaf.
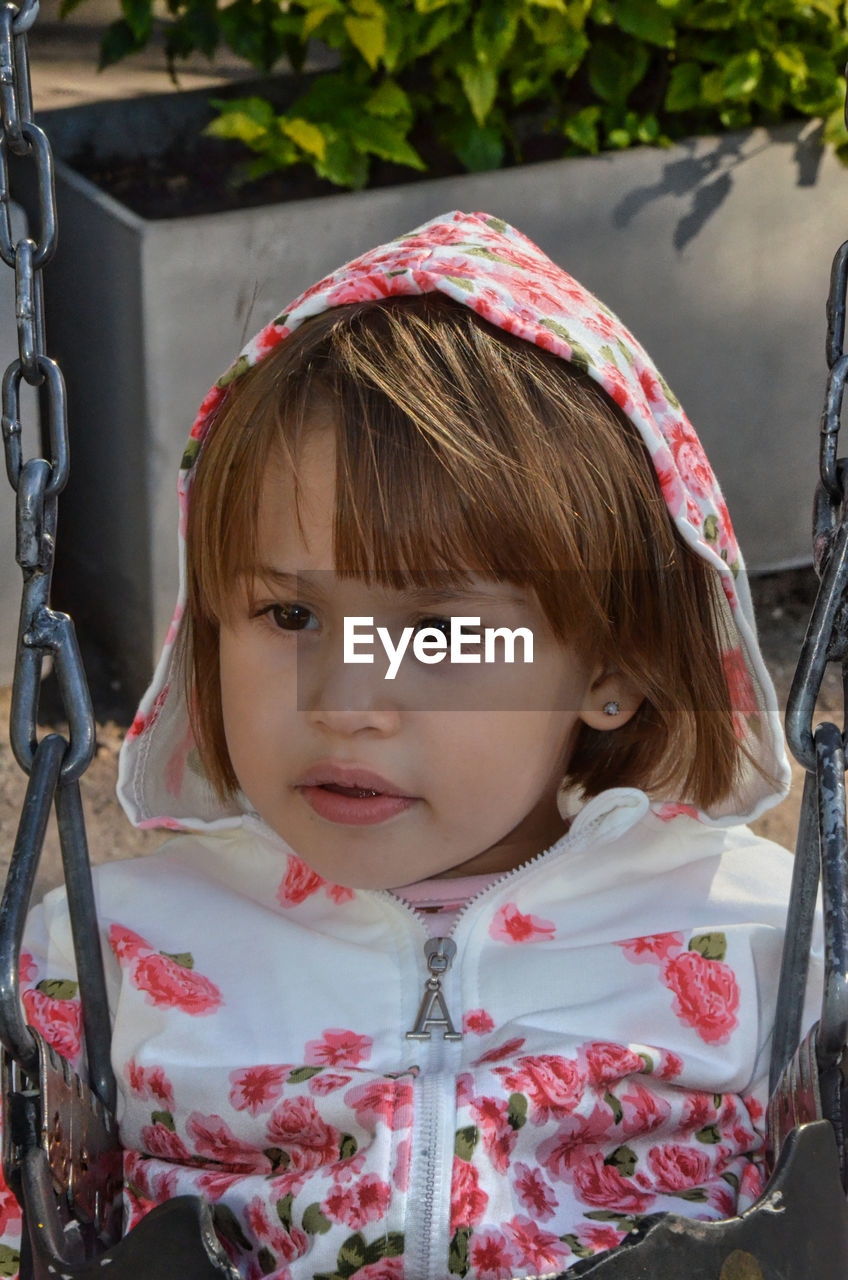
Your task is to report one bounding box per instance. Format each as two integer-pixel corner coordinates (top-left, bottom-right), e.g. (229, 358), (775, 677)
(451, 122), (505, 171)
(587, 38), (650, 105)
(564, 105), (601, 153)
(205, 98), (275, 145)
(337, 1233), (367, 1272)
(449, 1226), (471, 1275)
(366, 79), (412, 119)
(344, 9), (387, 68)
(0, 1246), (20, 1278)
(774, 43), (809, 85)
(339, 1132), (358, 1160)
(98, 18), (145, 68)
(120, 0), (153, 42)
(276, 1193), (294, 1230)
(302, 1202), (333, 1234)
(671, 1187), (709, 1201)
(265, 1146), (291, 1171)
(287, 1066), (324, 1083)
(604, 1090), (624, 1123)
(688, 931), (727, 961)
(363, 1232), (405, 1263)
(418, 6), (467, 53)
(472, 0), (519, 67)
(258, 1248), (277, 1275)
(695, 1124), (721, 1144)
(315, 135), (370, 189)
(585, 1209), (638, 1227)
(414, 0), (455, 10)
(346, 115), (426, 169)
(180, 438), (202, 470)
(607, 127), (632, 148)
(150, 1110), (175, 1130)
(300, 1), (343, 37)
(613, 0), (675, 47)
(561, 1233), (595, 1259)
(160, 950), (194, 968)
(36, 978), (79, 1000)
(455, 1126), (479, 1160)
(457, 61), (498, 125)
(721, 49), (762, 100)
(281, 116), (328, 160)
(604, 1144), (637, 1176)
(507, 1092), (528, 1129)
(665, 61), (702, 112)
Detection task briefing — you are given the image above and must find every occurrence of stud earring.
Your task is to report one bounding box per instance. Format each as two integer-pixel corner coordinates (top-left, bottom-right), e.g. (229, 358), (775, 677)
(603, 700), (620, 717)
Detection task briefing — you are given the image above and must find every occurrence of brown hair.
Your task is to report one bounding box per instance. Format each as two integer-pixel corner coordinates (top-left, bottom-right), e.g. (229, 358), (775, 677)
(184, 293), (742, 808)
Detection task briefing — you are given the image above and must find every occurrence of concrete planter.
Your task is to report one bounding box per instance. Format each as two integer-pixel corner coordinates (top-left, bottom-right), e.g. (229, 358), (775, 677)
(35, 91), (848, 704)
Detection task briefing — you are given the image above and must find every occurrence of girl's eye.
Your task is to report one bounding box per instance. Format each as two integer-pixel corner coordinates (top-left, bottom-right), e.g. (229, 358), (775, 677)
(262, 603), (317, 632)
(413, 616), (452, 638)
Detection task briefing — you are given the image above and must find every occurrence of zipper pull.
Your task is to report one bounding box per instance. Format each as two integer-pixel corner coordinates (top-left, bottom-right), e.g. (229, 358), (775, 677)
(406, 937), (462, 1041)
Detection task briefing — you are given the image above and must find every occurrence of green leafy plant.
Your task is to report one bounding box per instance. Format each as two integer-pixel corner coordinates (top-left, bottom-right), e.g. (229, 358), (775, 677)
(64, 0), (848, 189)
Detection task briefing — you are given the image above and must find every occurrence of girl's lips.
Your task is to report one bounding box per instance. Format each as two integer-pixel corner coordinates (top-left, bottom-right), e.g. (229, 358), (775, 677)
(296, 762), (412, 797)
(295, 762), (419, 826)
(298, 786), (417, 826)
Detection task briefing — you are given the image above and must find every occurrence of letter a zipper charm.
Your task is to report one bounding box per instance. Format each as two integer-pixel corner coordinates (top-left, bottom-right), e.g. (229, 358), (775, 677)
(406, 938), (462, 1041)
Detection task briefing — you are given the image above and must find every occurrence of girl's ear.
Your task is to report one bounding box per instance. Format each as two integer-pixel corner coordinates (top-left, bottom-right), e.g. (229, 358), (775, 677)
(579, 668), (644, 732)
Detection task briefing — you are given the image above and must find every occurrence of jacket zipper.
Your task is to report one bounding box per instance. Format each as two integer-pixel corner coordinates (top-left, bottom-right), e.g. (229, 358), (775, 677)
(406, 937), (462, 1042)
(373, 794), (647, 1279)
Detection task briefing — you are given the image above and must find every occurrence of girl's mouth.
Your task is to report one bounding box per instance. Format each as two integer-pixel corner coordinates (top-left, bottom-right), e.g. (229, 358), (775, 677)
(298, 783), (417, 825)
(295, 764), (418, 826)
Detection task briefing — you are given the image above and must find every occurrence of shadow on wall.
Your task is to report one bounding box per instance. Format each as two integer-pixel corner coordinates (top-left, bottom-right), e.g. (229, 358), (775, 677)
(614, 123), (827, 251)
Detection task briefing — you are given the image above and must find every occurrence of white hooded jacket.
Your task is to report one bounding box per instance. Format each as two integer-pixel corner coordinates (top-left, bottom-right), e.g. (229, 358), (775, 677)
(1, 213), (819, 1280)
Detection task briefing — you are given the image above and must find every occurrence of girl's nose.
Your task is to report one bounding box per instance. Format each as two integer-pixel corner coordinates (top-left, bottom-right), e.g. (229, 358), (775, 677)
(299, 650), (403, 737)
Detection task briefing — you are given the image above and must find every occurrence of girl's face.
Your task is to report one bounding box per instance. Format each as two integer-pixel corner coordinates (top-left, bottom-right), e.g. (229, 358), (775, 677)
(218, 425), (634, 889)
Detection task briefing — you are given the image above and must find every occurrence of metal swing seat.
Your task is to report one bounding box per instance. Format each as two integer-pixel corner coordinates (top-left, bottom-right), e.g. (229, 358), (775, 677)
(3, 3), (848, 1274)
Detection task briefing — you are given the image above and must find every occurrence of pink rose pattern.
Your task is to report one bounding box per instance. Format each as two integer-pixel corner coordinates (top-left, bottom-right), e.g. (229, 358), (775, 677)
(619, 930), (740, 1045)
(109, 924), (223, 1015)
(4, 927), (766, 1278)
(118, 1042), (420, 1279)
(450, 1030), (764, 1274)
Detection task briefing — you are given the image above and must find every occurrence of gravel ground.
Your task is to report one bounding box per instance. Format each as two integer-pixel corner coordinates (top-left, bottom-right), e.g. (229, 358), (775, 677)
(0, 564), (838, 901)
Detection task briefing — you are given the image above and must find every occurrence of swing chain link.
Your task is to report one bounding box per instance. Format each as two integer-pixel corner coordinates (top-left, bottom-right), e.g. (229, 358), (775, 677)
(0, 0), (125, 1263)
(774, 73), (848, 1184)
(0, 0), (94, 785)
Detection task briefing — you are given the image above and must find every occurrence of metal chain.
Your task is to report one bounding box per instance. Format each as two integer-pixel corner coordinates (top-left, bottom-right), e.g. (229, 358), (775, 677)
(0, 0), (115, 1118)
(772, 75), (848, 1186)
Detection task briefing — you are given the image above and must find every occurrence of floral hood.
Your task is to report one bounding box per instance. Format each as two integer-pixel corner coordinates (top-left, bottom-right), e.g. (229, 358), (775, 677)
(117, 210), (789, 833)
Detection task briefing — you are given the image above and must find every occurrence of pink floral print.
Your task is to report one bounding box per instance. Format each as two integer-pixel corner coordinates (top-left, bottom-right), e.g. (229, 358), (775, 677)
(662, 950), (740, 1045)
(463, 1009), (495, 1035)
(489, 903), (556, 943)
(277, 857), (355, 908)
(21, 985), (81, 1060)
(229, 1064), (289, 1115)
(126, 1059), (175, 1109)
(322, 1174), (392, 1228)
(109, 924), (222, 1015)
(305, 1029), (373, 1067)
(619, 930), (741, 1045)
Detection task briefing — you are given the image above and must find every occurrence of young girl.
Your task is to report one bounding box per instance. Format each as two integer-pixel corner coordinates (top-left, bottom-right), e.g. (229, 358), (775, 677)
(2, 211), (820, 1280)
